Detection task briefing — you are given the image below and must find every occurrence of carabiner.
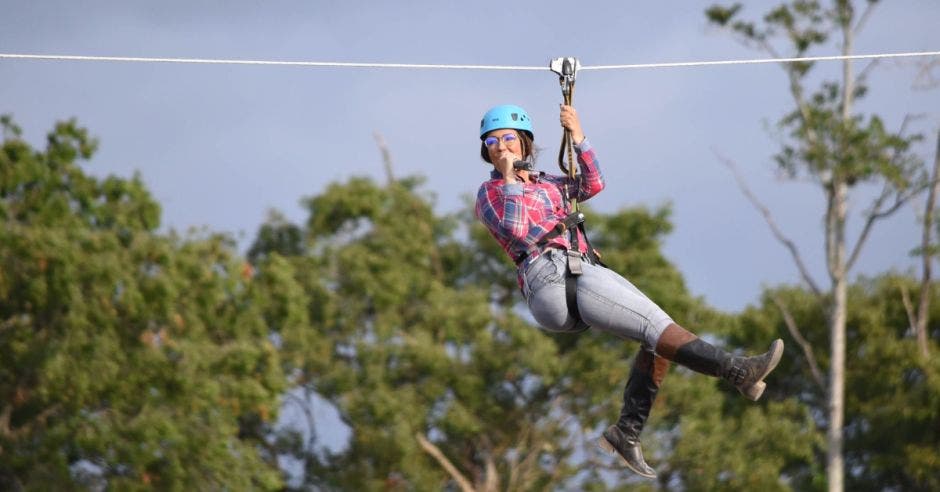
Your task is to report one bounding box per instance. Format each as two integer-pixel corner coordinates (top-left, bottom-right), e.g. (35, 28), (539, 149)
(550, 57), (580, 95)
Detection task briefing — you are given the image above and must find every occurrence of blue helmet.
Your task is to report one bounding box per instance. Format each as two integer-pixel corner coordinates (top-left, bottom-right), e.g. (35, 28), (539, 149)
(479, 104), (534, 140)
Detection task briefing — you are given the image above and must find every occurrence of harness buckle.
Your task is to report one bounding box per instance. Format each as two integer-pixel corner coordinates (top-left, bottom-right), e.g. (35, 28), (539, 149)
(566, 249), (583, 276)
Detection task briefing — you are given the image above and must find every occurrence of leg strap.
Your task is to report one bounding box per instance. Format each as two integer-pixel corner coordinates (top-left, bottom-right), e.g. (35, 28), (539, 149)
(565, 251), (590, 333)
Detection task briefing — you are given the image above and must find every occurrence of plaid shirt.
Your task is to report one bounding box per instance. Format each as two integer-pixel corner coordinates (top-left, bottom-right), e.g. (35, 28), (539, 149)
(475, 139), (605, 285)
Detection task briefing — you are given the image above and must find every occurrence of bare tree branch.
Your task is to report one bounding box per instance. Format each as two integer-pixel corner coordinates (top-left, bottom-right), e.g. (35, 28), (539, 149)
(373, 132), (395, 185)
(781, 59), (822, 147)
(915, 129), (940, 359)
(730, 34), (825, 149)
(507, 399), (567, 491)
(483, 453), (499, 492)
(0, 405), (11, 438)
(846, 183), (929, 272)
(758, 39), (782, 61)
(823, 179), (840, 282)
(28, 405), (60, 438)
(913, 60), (940, 90)
(723, 30), (820, 149)
(899, 282), (918, 335)
(509, 440), (543, 492)
(372, 134), (445, 280)
(852, 0), (879, 36)
(846, 115), (930, 272)
(0, 403), (60, 440)
(714, 150), (823, 297)
(750, 34), (826, 150)
(0, 315), (21, 333)
(505, 427), (525, 491)
(854, 58), (879, 89)
(771, 294), (826, 390)
(416, 432), (475, 492)
(283, 389), (320, 454)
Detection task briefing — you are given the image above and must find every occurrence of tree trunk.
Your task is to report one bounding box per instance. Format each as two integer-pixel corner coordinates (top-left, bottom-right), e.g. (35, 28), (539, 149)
(827, 286), (847, 492)
(917, 130), (940, 359)
(826, 180), (848, 492)
(825, 10), (855, 490)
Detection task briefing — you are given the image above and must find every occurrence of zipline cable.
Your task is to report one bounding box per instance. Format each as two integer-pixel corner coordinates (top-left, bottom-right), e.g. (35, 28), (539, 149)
(0, 53), (545, 71)
(581, 50), (940, 70)
(1, 50), (939, 71)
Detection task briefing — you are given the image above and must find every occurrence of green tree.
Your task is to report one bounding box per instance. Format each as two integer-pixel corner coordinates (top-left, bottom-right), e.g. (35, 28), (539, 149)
(0, 116), (298, 490)
(256, 176), (581, 490)
(842, 275), (940, 490)
(640, 271), (938, 491)
(252, 166), (817, 490)
(727, 276), (940, 491)
(705, 2), (928, 490)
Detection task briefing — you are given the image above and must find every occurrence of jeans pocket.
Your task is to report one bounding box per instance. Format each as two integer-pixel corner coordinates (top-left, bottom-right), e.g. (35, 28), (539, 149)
(524, 253), (563, 297)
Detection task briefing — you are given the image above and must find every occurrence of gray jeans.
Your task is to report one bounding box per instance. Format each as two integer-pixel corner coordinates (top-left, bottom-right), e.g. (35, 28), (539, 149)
(522, 248), (673, 349)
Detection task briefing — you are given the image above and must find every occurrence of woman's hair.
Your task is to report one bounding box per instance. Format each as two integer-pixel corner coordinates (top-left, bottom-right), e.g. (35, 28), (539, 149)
(480, 130), (537, 164)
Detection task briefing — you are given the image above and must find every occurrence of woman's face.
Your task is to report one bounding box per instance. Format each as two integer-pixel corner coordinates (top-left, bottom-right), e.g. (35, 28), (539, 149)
(484, 129), (524, 163)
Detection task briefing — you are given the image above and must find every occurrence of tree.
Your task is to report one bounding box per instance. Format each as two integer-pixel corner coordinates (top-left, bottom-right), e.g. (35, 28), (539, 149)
(730, 275), (939, 491)
(705, 2), (929, 490)
(0, 116), (298, 490)
(840, 275), (940, 491)
(903, 130), (940, 360)
(250, 155), (838, 490)
(253, 175), (580, 490)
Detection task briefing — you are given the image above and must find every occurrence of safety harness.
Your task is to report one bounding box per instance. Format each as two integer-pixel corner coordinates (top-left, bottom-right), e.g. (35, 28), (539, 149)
(509, 57), (601, 331)
(550, 57), (602, 331)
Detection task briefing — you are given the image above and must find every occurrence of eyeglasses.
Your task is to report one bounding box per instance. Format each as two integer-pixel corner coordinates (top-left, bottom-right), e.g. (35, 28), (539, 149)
(483, 133), (519, 148)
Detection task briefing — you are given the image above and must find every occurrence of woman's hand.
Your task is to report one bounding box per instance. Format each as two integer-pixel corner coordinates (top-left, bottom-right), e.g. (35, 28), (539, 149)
(560, 105), (585, 145)
(495, 150), (518, 183)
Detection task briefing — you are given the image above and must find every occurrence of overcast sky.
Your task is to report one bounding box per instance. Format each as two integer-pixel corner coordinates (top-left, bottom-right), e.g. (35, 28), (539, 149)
(2, 0), (940, 313)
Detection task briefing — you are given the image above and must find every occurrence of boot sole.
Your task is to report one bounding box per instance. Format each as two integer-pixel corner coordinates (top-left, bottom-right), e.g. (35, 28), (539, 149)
(597, 436), (657, 479)
(741, 339), (784, 401)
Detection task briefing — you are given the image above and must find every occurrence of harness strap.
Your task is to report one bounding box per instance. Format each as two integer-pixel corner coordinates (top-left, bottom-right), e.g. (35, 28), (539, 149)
(565, 268), (588, 331)
(514, 212), (584, 265)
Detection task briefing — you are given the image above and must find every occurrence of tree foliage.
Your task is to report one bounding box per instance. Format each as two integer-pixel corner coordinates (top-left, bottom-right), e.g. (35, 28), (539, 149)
(248, 157), (869, 491)
(0, 116), (298, 490)
(3, 110), (937, 491)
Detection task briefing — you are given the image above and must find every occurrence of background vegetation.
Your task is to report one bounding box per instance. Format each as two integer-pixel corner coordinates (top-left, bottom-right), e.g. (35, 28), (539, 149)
(2, 2), (938, 490)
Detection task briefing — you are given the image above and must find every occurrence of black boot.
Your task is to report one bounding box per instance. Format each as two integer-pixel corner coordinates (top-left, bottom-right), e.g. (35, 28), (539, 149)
(598, 348), (669, 479)
(656, 324), (784, 401)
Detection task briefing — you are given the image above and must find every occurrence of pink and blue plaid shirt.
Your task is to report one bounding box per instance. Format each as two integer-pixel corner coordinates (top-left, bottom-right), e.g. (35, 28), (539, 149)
(475, 139), (605, 284)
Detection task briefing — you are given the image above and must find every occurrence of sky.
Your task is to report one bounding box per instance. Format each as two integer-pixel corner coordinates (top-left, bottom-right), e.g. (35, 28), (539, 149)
(2, 0), (940, 314)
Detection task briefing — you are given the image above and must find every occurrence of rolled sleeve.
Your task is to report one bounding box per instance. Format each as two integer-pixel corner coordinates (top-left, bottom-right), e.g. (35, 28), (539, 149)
(573, 138), (604, 200)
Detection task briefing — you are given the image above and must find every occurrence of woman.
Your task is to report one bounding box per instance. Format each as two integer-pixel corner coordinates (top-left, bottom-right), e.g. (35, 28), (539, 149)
(474, 104), (784, 479)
